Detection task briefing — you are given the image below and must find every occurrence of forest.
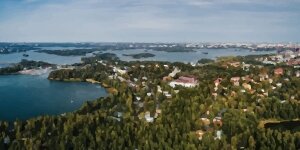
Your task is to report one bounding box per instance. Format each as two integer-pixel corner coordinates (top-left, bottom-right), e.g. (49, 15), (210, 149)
(0, 54), (299, 149)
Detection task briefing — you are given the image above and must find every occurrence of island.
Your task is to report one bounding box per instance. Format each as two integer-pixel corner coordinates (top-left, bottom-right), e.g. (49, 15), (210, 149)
(122, 53), (155, 59)
(36, 48), (102, 56)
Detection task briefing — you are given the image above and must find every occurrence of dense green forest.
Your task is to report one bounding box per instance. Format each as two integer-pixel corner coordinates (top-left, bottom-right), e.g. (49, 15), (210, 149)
(0, 54), (299, 149)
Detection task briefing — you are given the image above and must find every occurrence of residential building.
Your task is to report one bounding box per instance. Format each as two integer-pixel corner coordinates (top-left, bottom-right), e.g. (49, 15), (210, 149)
(242, 83), (251, 90)
(296, 71), (300, 77)
(196, 130), (205, 140)
(214, 78), (222, 87)
(169, 76), (198, 88)
(144, 111), (154, 123)
(274, 68), (284, 76)
(230, 77), (240, 86)
(228, 62), (240, 67)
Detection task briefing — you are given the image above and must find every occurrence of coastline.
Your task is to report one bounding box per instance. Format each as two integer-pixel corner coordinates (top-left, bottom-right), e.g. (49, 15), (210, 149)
(48, 77), (113, 93)
(258, 118), (300, 129)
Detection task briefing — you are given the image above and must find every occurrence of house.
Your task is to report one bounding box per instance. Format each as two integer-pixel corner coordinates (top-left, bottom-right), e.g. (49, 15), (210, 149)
(262, 60), (276, 65)
(215, 130), (222, 140)
(230, 77), (240, 86)
(163, 65), (169, 68)
(113, 67), (127, 75)
(242, 83), (251, 90)
(154, 109), (162, 118)
(168, 67), (181, 77)
(259, 73), (269, 81)
(276, 83), (282, 87)
(200, 114), (211, 126)
(280, 100), (286, 104)
(117, 76), (126, 82)
(241, 76), (252, 82)
(231, 91), (237, 97)
(156, 109), (162, 114)
(144, 111), (154, 122)
(142, 76), (148, 80)
(157, 86), (162, 93)
(269, 79), (273, 84)
(163, 91), (172, 98)
(287, 59), (300, 66)
(274, 68), (284, 76)
(163, 76), (172, 81)
(296, 71), (300, 77)
(228, 62), (240, 67)
(115, 112), (123, 118)
(169, 76), (198, 88)
(136, 96), (141, 101)
(213, 117), (223, 127)
(196, 130), (205, 140)
(214, 78), (223, 87)
(242, 62), (251, 71)
(212, 92), (218, 98)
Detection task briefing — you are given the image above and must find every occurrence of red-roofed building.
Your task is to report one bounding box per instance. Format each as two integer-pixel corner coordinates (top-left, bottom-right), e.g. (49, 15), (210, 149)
(230, 77), (240, 86)
(214, 78), (223, 87)
(274, 68), (284, 76)
(169, 76), (198, 88)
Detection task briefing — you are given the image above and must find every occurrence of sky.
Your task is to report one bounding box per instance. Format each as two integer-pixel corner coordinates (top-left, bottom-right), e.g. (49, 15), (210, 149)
(0, 0), (299, 43)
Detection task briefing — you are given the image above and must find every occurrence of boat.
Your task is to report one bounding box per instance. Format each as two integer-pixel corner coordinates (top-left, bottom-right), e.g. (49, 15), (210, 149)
(23, 54), (29, 57)
(202, 52), (208, 54)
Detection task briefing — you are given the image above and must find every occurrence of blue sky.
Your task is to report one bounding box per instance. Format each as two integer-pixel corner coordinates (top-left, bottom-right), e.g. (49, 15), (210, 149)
(0, 0), (299, 42)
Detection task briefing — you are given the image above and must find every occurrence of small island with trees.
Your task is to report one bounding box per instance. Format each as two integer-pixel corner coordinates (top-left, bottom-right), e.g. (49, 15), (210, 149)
(122, 53), (155, 59)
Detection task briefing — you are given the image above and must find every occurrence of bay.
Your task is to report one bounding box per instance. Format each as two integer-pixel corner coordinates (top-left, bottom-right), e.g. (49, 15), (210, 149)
(107, 48), (276, 63)
(0, 75), (107, 121)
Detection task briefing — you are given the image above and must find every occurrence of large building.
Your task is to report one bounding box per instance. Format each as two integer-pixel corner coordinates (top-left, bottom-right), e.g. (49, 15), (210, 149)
(169, 76), (198, 88)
